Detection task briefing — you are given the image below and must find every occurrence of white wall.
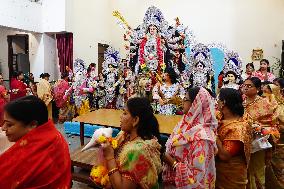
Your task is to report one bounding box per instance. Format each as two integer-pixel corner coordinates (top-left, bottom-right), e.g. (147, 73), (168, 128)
(0, 0), (42, 32)
(0, 0), (67, 33)
(66, 0), (112, 69)
(109, 0), (284, 69)
(43, 34), (59, 81)
(29, 33), (44, 81)
(0, 0), (66, 82)
(42, 0), (66, 32)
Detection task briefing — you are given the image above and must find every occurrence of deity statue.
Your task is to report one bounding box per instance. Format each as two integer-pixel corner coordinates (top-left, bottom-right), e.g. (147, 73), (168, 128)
(102, 47), (120, 109)
(65, 59), (90, 116)
(221, 51), (242, 90)
(187, 43), (215, 94)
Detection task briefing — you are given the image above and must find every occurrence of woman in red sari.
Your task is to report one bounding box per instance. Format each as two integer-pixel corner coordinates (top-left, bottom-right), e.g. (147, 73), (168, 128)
(10, 71), (28, 101)
(0, 96), (71, 188)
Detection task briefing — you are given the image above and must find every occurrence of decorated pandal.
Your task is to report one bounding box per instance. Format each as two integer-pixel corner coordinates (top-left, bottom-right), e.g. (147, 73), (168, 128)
(66, 6), (244, 116)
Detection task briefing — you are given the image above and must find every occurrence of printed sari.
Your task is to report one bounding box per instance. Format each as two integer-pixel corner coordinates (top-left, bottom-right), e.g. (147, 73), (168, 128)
(252, 71), (275, 82)
(163, 87), (217, 189)
(243, 96), (278, 189)
(265, 85), (284, 188)
(0, 120), (71, 188)
(53, 79), (74, 122)
(216, 119), (252, 189)
(114, 131), (162, 189)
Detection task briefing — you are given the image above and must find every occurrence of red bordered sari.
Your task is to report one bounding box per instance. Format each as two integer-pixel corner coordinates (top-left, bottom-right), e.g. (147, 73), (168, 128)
(0, 120), (71, 188)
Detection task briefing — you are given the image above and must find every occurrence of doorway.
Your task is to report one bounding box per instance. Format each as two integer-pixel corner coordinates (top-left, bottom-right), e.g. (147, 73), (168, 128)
(7, 34), (29, 79)
(98, 43), (109, 74)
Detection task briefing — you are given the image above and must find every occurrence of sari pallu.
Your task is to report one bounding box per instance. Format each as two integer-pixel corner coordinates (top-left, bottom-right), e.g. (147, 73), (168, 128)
(53, 79), (74, 122)
(243, 96), (279, 189)
(114, 131), (162, 189)
(0, 120), (71, 189)
(216, 120), (252, 189)
(163, 88), (217, 189)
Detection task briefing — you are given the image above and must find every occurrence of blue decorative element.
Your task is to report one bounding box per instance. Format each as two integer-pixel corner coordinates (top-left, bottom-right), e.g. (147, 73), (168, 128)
(210, 48), (225, 90)
(63, 122), (120, 138)
(154, 15), (161, 22)
(184, 47), (191, 71)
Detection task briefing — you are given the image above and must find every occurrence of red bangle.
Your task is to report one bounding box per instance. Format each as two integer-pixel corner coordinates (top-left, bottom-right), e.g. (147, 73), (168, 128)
(108, 167), (119, 176)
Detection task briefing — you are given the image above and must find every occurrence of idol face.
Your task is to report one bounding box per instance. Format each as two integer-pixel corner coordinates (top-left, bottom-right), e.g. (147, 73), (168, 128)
(227, 73), (236, 83)
(195, 62), (204, 72)
(149, 25), (157, 35)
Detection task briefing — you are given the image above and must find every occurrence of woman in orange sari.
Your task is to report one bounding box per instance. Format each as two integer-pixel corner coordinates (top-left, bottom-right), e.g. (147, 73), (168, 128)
(264, 80), (284, 188)
(242, 77), (279, 189)
(216, 88), (252, 189)
(0, 96), (71, 188)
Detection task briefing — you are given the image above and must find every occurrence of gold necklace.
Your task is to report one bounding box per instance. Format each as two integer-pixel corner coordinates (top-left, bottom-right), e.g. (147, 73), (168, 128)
(244, 96), (260, 108)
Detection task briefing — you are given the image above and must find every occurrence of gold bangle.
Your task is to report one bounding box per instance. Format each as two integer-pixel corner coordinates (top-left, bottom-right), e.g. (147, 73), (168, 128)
(172, 161), (177, 169)
(108, 167), (119, 176)
(173, 162), (178, 169)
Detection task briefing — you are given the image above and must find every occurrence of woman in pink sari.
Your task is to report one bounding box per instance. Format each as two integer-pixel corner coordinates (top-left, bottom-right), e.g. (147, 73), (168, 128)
(53, 72), (74, 123)
(163, 87), (217, 189)
(252, 59), (275, 82)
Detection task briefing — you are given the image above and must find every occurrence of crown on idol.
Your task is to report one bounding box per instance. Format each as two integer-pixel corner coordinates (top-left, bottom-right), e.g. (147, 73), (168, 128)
(189, 43), (213, 73)
(223, 50), (242, 76)
(74, 58), (87, 74)
(104, 46), (121, 68)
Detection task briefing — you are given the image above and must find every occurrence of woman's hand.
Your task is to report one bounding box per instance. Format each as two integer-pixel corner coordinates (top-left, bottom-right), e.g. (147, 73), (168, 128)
(163, 152), (176, 166)
(102, 140), (115, 160)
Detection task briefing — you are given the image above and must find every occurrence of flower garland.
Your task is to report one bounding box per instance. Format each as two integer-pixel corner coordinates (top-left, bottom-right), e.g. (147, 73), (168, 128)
(139, 37), (147, 70)
(90, 134), (118, 187)
(139, 35), (164, 72)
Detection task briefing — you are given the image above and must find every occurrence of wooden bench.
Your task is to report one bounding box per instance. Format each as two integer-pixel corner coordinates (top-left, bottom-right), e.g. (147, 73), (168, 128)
(71, 146), (100, 187)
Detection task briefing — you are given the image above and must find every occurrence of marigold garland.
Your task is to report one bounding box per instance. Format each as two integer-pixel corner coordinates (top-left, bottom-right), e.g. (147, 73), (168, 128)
(90, 134), (118, 187)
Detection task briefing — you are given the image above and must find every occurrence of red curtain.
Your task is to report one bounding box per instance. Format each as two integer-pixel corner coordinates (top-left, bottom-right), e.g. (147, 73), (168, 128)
(56, 33), (73, 73)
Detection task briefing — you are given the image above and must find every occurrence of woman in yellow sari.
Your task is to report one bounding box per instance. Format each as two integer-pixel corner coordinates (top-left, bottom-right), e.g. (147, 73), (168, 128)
(216, 88), (252, 189)
(242, 77), (279, 189)
(37, 73), (53, 119)
(265, 80), (284, 188)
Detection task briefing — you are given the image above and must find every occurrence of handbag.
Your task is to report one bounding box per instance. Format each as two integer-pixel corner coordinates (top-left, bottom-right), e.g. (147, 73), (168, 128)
(251, 135), (272, 153)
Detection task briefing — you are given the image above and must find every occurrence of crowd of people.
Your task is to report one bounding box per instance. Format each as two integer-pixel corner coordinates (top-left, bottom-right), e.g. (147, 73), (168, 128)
(0, 5), (284, 189)
(0, 71), (283, 188)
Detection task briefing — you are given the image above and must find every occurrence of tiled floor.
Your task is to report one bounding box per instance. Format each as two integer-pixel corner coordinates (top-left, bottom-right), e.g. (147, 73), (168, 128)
(56, 124), (93, 189)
